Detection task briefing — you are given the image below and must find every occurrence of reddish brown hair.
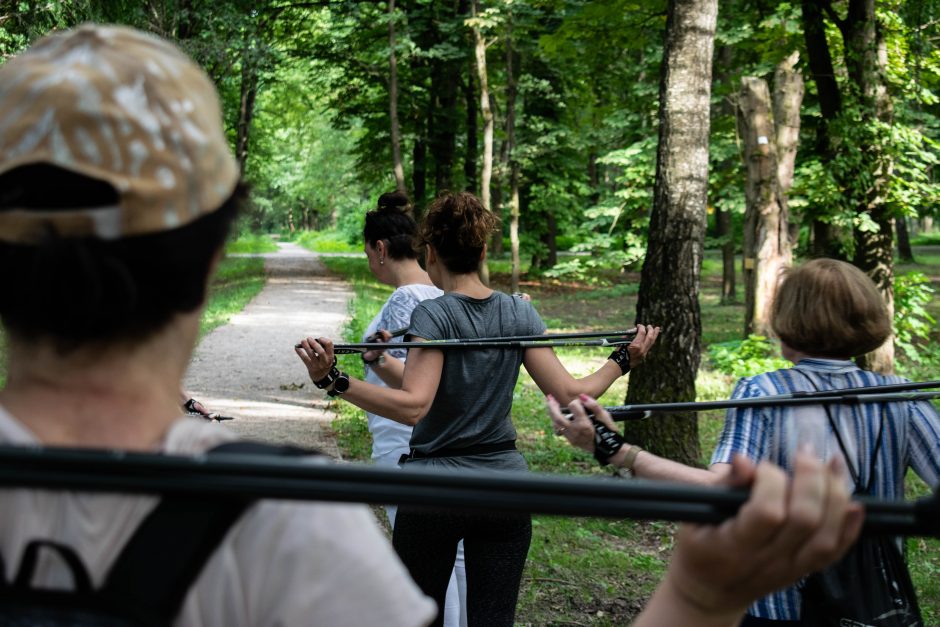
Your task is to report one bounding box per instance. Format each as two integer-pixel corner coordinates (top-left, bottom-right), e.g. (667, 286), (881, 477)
(417, 191), (500, 274)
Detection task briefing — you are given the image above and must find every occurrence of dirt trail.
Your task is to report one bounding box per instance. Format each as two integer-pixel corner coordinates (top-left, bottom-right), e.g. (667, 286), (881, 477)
(184, 242), (353, 458)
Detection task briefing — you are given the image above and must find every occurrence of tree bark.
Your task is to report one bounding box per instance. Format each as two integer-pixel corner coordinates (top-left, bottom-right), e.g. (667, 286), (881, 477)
(897, 217), (914, 263)
(624, 0), (718, 465)
(716, 205), (736, 304)
(736, 53), (801, 338)
(464, 66), (477, 192)
(504, 24), (519, 291)
(388, 0), (406, 192)
(738, 76), (791, 337)
(471, 0), (492, 207)
(235, 32), (259, 175)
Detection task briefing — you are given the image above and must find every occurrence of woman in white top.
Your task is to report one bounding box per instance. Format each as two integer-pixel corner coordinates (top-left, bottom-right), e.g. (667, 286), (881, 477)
(358, 191), (465, 627)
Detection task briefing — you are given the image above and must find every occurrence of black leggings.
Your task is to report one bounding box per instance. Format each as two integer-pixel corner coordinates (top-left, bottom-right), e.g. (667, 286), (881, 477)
(393, 507), (532, 627)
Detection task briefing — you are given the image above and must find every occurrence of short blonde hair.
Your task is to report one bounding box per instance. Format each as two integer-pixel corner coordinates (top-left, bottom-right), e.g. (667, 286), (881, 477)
(771, 258), (891, 358)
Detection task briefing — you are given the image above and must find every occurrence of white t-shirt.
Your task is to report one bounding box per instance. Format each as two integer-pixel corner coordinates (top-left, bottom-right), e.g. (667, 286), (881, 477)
(363, 283), (443, 460)
(0, 408), (437, 627)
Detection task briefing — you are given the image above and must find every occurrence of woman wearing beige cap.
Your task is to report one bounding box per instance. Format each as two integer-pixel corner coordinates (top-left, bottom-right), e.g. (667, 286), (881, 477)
(0, 24), (434, 626)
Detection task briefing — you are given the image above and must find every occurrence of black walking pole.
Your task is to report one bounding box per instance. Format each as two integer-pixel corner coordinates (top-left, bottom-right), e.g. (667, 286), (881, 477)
(331, 336), (635, 354)
(578, 381), (940, 421)
(299, 329), (637, 353)
(0, 445), (935, 538)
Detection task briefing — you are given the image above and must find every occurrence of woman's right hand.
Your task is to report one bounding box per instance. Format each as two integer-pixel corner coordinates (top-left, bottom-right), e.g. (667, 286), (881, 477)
(627, 323), (661, 367)
(362, 329), (392, 364)
(295, 336), (337, 383)
(664, 453), (863, 619)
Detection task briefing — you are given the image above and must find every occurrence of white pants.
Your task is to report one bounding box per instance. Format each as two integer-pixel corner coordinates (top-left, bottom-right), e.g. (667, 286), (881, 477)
(375, 450), (467, 627)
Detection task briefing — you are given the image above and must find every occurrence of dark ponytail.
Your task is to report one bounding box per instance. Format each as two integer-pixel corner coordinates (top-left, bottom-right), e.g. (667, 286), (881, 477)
(363, 191), (418, 260)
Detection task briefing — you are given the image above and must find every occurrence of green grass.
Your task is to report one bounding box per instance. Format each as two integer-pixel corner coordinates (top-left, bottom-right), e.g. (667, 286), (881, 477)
(226, 232), (278, 254)
(294, 229), (360, 254)
(324, 248), (940, 625)
(200, 256), (267, 337)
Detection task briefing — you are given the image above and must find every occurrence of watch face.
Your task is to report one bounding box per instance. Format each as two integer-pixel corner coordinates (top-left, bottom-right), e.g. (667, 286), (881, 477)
(333, 374), (351, 393)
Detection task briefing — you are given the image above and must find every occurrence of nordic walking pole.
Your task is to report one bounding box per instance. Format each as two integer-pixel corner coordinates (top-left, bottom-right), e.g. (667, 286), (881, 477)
(0, 445), (936, 538)
(330, 336), (635, 355)
(298, 329), (637, 352)
(574, 381), (940, 421)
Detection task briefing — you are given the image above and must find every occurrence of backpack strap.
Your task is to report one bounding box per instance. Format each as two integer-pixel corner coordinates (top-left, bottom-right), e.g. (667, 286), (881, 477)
(12, 540), (93, 593)
(792, 368), (887, 494)
(97, 440), (318, 624)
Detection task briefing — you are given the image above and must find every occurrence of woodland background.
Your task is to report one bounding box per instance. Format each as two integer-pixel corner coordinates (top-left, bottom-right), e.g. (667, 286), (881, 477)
(2, 1), (939, 624)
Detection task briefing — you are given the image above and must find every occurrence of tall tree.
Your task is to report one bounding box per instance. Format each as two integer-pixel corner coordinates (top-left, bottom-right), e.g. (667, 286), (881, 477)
(737, 52), (801, 338)
(801, 0), (896, 372)
(623, 0), (718, 465)
(388, 0), (406, 191)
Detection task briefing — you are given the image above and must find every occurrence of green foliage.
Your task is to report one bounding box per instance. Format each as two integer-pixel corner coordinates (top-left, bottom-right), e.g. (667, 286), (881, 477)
(225, 232), (278, 254)
(294, 230), (360, 254)
(894, 271), (937, 362)
(707, 335), (791, 379)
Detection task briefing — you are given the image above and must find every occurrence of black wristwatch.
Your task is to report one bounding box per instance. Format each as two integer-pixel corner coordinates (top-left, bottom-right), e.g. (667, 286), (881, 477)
(327, 372), (350, 397)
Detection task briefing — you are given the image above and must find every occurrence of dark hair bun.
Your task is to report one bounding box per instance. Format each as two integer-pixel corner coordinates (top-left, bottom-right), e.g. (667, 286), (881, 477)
(377, 191), (411, 215)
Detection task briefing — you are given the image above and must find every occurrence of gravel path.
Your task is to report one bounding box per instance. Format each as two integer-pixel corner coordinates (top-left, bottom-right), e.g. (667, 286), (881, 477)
(184, 242), (353, 458)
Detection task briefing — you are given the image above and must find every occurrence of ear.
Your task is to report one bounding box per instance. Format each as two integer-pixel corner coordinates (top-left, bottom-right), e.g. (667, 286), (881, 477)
(425, 244), (437, 266)
(376, 239), (387, 256)
(480, 243), (487, 262)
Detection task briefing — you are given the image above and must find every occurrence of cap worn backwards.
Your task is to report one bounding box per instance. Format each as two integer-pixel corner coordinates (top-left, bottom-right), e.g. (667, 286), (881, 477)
(0, 23), (239, 243)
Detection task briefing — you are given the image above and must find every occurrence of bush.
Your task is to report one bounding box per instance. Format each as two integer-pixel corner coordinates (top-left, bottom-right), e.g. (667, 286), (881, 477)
(707, 335), (791, 378)
(894, 271), (936, 362)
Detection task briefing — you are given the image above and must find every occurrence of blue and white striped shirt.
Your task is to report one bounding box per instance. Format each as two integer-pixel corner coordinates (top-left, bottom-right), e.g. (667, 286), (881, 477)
(710, 358), (940, 621)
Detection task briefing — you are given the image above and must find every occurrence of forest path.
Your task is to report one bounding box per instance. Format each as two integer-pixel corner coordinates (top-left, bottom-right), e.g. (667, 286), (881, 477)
(184, 242), (353, 458)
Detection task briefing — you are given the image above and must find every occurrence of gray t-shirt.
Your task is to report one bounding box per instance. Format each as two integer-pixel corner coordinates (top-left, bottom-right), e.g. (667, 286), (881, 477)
(407, 291), (546, 471)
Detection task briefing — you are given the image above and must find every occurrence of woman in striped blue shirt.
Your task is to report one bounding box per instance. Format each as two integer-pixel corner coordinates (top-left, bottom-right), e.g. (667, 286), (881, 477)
(549, 258), (940, 626)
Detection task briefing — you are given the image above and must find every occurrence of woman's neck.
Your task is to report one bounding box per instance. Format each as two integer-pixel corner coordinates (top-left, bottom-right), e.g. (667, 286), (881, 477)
(439, 270), (492, 298)
(0, 315), (199, 450)
(386, 258), (435, 288)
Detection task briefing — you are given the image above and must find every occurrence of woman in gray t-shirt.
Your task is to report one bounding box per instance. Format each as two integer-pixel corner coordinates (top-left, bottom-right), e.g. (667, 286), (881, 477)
(297, 191), (659, 627)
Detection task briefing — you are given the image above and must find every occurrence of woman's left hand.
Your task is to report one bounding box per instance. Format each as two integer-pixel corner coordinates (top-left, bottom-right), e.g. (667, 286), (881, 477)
(546, 393), (610, 452)
(295, 336), (336, 383)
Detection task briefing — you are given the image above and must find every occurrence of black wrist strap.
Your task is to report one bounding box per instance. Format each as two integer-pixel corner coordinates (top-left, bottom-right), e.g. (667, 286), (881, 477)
(591, 417), (625, 466)
(313, 358), (340, 389)
(608, 346), (631, 375)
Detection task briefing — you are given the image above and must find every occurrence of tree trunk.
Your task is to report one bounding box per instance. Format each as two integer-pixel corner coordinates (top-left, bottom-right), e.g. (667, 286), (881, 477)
(737, 75), (792, 338)
(471, 0), (493, 205)
(464, 66), (477, 193)
(413, 110), (428, 218)
(235, 33), (259, 175)
(846, 0), (895, 374)
(773, 51), (803, 235)
(897, 217), (914, 262)
(716, 205), (736, 303)
(388, 0), (406, 192)
(624, 0), (718, 466)
(503, 23), (519, 290)
(802, 0), (843, 257)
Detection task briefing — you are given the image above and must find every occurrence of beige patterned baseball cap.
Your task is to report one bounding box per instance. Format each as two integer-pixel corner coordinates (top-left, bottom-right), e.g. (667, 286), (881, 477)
(0, 24), (239, 243)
